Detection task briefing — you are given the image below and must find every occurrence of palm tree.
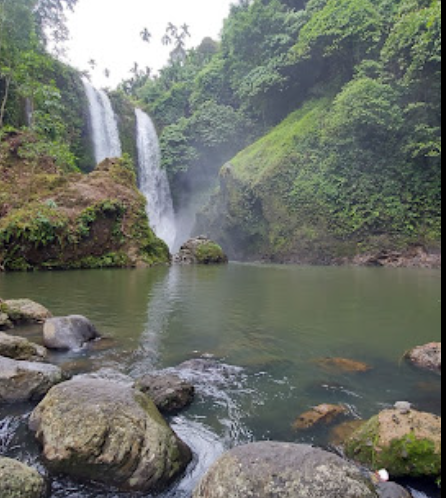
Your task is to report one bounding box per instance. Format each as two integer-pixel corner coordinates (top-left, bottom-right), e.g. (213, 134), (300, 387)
(162, 34), (172, 46)
(130, 62), (139, 75)
(140, 27), (152, 43)
(104, 68), (111, 79)
(88, 59), (97, 71)
(181, 24), (191, 37)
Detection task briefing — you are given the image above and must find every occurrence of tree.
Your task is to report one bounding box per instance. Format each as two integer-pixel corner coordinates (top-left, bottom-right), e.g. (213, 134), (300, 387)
(162, 23), (192, 64)
(34, 0), (79, 47)
(140, 27), (152, 43)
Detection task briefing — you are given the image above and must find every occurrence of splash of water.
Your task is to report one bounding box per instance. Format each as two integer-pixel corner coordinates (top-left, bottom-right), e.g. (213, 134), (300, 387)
(83, 80), (122, 165)
(135, 109), (177, 251)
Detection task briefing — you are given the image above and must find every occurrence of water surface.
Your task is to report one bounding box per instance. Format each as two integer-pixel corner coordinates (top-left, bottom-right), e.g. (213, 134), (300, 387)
(0, 264), (442, 497)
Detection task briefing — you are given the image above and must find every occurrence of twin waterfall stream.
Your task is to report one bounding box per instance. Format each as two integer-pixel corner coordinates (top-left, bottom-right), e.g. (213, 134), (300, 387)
(83, 80), (178, 252)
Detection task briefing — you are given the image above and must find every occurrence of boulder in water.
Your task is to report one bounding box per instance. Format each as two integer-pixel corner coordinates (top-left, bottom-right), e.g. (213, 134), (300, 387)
(174, 236), (228, 265)
(376, 482), (412, 498)
(406, 343), (441, 373)
(293, 404), (348, 430)
(1, 299), (52, 327)
(136, 373), (195, 414)
(346, 408), (442, 479)
(43, 315), (99, 350)
(314, 357), (373, 373)
(0, 356), (64, 403)
(193, 442), (378, 498)
(0, 457), (47, 498)
(29, 378), (192, 492)
(0, 332), (47, 362)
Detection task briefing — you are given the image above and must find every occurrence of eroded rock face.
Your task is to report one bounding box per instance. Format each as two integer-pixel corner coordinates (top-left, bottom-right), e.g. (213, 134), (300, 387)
(406, 343), (441, 373)
(43, 315), (99, 350)
(173, 237), (228, 265)
(29, 378), (192, 492)
(193, 442), (378, 498)
(0, 457), (47, 498)
(293, 404), (348, 431)
(346, 409), (442, 478)
(0, 332), (47, 362)
(136, 373), (195, 414)
(0, 356), (64, 403)
(1, 299), (52, 326)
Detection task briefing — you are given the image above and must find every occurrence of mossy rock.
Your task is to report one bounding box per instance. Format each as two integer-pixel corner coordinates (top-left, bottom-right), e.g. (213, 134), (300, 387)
(0, 458), (47, 498)
(345, 409), (441, 479)
(174, 237), (228, 265)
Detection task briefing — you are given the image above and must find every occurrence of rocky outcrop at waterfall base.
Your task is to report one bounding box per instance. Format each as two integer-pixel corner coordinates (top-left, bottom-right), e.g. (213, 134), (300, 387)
(43, 315), (99, 350)
(345, 408), (442, 479)
(0, 332), (48, 362)
(0, 457), (47, 498)
(0, 299), (52, 329)
(29, 378), (192, 492)
(0, 356), (64, 403)
(406, 343), (442, 373)
(193, 442), (379, 498)
(173, 236), (228, 265)
(0, 132), (169, 271)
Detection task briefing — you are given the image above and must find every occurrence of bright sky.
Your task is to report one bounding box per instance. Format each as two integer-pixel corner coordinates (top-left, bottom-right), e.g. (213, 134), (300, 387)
(64, 0), (234, 88)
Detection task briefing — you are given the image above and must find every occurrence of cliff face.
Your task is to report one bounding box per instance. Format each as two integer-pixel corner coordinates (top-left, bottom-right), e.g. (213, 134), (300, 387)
(0, 132), (170, 271)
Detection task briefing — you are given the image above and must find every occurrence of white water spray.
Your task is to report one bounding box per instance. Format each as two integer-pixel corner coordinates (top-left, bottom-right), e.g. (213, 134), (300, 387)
(83, 80), (122, 164)
(135, 108), (177, 251)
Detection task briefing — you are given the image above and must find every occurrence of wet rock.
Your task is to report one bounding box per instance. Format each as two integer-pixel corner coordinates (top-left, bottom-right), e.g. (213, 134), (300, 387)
(1, 299), (52, 326)
(0, 356), (64, 403)
(0, 312), (12, 330)
(330, 420), (366, 446)
(43, 315), (99, 350)
(394, 401), (412, 415)
(76, 368), (135, 388)
(293, 404), (348, 430)
(315, 357), (373, 373)
(0, 457), (47, 498)
(0, 332), (47, 362)
(193, 442), (378, 498)
(136, 373), (195, 414)
(346, 409), (442, 478)
(376, 482), (412, 498)
(406, 343), (441, 373)
(29, 378), (192, 492)
(173, 236), (228, 265)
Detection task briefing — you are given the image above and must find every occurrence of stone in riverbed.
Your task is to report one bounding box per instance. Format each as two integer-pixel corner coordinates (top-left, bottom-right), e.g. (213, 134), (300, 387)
(43, 315), (99, 350)
(346, 408), (442, 479)
(136, 373), (195, 414)
(173, 236), (228, 265)
(406, 343), (441, 373)
(0, 332), (47, 362)
(1, 299), (52, 326)
(0, 356), (64, 403)
(376, 482), (412, 498)
(0, 457), (47, 498)
(315, 357), (373, 373)
(293, 403), (348, 430)
(330, 420), (366, 446)
(193, 442), (378, 498)
(29, 378), (192, 492)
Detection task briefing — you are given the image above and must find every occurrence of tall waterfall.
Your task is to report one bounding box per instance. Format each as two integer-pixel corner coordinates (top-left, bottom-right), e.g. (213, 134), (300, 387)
(135, 109), (177, 251)
(83, 80), (122, 164)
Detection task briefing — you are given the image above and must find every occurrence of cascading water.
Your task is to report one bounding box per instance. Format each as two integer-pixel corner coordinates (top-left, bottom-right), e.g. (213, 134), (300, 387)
(135, 108), (177, 251)
(82, 79), (122, 164)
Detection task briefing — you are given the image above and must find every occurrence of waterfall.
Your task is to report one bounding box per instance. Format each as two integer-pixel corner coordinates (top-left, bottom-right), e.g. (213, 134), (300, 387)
(83, 79), (122, 164)
(135, 109), (177, 251)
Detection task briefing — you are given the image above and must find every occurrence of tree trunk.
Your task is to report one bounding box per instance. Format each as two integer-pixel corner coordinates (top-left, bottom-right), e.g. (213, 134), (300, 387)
(0, 76), (11, 128)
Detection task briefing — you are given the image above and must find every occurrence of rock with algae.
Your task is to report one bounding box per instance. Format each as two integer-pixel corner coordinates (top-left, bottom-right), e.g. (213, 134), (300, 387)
(0, 457), (47, 498)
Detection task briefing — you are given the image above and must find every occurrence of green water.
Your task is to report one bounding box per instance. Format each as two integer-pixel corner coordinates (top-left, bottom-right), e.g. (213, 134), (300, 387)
(0, 264), (442, 497)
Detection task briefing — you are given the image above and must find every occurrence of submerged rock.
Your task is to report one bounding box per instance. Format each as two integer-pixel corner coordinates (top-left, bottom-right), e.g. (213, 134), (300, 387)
(315, 357), (373, 373)
(193, 442), (378, 498)
(0, 332), (47, 362)
(173, 236), (228, 265)
(29, 378), (192, 492)
(346, 408), (442, 479)
(0, 457), (47, 498)
(406, 343), (441, 373)
(330, 420), (366, 446)
(43, 315), (99, 350)
(0, 356), (64, 403)
(293, 404), (348, 431)
(136, 373), (195, 414)
(1, 299), (52, 326)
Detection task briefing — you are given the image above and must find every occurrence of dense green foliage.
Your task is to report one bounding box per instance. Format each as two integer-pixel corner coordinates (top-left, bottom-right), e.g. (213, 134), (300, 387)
(127, 0), (440, 262)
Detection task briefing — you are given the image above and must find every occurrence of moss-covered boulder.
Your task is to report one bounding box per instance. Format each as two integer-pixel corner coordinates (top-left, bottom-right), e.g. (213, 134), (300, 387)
(29, 378), (192, 492)
(0, 457), (47, 498)
(174, 236), (228, 265)
(0, 133), (169, 271)
(193, 442), (378, 498)
(0, 299), (52, 327)
(0, 332), (47, 362)
(345, 409), (442, 479)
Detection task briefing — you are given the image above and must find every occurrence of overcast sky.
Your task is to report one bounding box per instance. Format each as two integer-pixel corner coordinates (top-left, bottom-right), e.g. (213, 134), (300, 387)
(64, 0), (234, 88)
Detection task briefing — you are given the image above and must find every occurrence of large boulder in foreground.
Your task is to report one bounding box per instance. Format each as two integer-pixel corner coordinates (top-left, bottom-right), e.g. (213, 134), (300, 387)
(29, 378), (192, 492)
(0, 356), (64, 403)
(193, 442), (378, 498)
(174, 236), (228, 265)
(136, 373), (195, 414)
(0, 299), (52, 328)
(0, 332), (47, 362)
(0, 457), (47, 498)
(43, 315), (99, 350)
(406, 343), (441, 373)
(346, 408), (441, 479)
